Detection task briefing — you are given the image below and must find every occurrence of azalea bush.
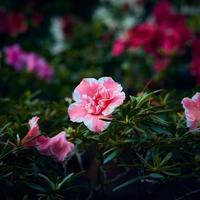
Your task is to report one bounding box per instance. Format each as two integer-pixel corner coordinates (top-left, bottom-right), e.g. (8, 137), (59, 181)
(1, 78), (200, 199)
(1, 0), (200, 199)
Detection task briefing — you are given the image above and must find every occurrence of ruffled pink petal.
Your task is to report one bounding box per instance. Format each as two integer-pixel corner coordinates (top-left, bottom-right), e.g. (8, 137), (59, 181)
(98, 77), (123, 92)
(102, 92), (126, 115)
(182, 98), (196, 111)
(47, 132), (74, 162)
(68, 102), (87, 122)
(72, 78), (99, 101)
(83, 114), (111, 133)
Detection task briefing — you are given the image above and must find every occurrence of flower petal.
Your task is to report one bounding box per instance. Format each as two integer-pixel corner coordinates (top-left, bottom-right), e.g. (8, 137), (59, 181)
(29, 116), (39, 129)
(68, 102), (87, 122)
(72, 78), (99, 101)
(98, 77), (123, 92)
(102, 92), (126, 115)
(192, 92), (200, 107)
(83, 114), (111, 133)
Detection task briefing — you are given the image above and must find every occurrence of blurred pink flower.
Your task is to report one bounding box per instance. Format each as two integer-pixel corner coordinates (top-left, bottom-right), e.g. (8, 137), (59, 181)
(153, 57), (171, 72)
(5, 44), (27, 70)
(5, 44), (54, 81)
(160, 29), (181, 55)
(112, 38), (126, 56)
(38, 132), (74, 162)
(128, 23), (157, 48)
(26, 53), (54, 81)
(182, 93), (200, 129)
(68, 77), (125, 132)
(8, 11), (28, 36)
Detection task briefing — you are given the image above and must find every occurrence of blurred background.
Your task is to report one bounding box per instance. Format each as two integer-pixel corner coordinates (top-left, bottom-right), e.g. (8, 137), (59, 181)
(1, 0), (200, 100)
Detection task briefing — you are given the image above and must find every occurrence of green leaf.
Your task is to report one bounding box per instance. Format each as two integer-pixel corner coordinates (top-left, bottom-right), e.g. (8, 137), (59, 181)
(57, 173), (74, 189)
(0, 122), (12, 135)
(113, 176), (147, 191)
(36, 173), (55, 189)
(26, 183), (46, 193)
(160, 153), (172, 167)
(148, 173), (164, 179)
(103, 150), (120, 164)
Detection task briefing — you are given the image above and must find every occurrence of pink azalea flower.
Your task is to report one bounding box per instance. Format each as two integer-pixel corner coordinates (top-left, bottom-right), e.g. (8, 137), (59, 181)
(21, 117), (74, 162)
(22, 116), (41, 146)
(38, 131), (74, 162)
(182, 93), (200, 129)
(5, 44), (27, 70)
(112, 38), (126, 57)
(68, 77), (125, 132)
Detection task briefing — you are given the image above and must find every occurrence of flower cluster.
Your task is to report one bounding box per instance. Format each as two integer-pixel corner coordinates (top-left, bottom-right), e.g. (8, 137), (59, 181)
(22, 116), (74, 162)
(68, 77), (125, 132)
(0, 9), (28, 36)
(112, 1), (193, 72)
(5, 44), (54, 81)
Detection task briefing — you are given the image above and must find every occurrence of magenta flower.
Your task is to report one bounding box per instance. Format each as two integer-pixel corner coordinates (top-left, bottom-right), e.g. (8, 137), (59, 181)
(112, 38), (126, 57)
(4, 44), (54, 81)
(182, 93), (200, 129)
(160, 28), (181, 55)
(128, 23), (157, 49)
(5, 44), (27, 70)
(38, 132), (74, 162)
(26, 53), (54, 81)
(68, 77), (125, 132)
